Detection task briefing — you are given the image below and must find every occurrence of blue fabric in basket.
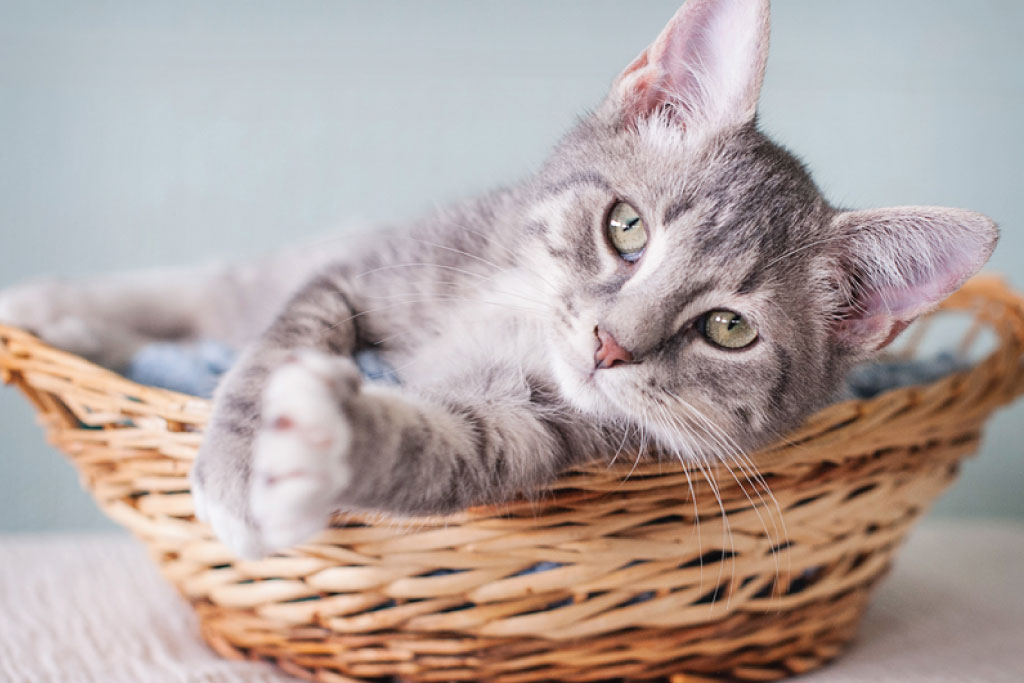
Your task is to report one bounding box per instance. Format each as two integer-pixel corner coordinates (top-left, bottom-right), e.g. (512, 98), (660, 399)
(127, 343), (399, 398)
(127, 341), (236, 398)
(845, 352), (967, 399)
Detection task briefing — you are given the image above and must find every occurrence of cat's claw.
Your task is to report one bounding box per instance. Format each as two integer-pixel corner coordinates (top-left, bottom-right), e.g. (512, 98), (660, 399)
(249, 351), (353, 553)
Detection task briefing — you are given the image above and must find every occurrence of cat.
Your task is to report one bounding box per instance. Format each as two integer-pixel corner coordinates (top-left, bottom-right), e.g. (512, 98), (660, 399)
(0, 0), (997, 559)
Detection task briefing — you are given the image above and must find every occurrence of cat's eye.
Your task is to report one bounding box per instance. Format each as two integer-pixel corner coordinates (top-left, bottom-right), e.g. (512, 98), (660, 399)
(701, 310), (758, 349)
(606, 202), (648, 262)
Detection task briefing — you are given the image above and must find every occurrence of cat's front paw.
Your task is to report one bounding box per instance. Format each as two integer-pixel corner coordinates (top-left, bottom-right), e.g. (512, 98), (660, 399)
(249, 351), (358, 553)
(191, 348), (360, 559)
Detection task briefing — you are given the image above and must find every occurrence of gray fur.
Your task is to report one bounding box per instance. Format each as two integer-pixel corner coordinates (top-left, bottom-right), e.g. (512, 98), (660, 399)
(0, 0), (997, 558)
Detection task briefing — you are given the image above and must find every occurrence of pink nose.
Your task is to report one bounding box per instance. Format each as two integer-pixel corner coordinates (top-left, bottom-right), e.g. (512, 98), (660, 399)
(594, 327), (634, 369)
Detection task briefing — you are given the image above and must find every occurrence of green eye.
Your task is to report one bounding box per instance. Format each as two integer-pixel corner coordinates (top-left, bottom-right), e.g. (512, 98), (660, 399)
(702, 310), (758, 349)
(607, 202), (648, 261)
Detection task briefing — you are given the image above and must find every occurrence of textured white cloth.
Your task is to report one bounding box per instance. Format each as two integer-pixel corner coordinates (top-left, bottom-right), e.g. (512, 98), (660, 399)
(0, 534), (295, 683)
(1, 521), (1022, 683)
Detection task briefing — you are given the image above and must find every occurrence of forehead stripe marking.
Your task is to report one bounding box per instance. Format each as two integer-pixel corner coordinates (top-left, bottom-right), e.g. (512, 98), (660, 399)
(542, 172), (614, 199)
(663, 197), (693, 226)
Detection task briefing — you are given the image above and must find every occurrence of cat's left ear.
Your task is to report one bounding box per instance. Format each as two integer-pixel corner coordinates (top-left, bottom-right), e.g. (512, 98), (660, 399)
(604, 0), (771, 133)
(830, 207), (998, 352)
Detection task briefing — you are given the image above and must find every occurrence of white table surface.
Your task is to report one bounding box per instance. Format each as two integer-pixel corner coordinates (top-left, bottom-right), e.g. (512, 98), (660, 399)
(1, 520), (1022, 683)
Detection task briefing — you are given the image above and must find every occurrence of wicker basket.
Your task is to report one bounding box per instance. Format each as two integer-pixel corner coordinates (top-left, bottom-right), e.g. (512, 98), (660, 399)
(2, 275), (1023, 683)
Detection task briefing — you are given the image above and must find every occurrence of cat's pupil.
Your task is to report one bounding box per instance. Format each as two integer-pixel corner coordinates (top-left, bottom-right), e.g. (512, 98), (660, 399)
(703, 310), (758, 350)
(606, 202), (648, 260)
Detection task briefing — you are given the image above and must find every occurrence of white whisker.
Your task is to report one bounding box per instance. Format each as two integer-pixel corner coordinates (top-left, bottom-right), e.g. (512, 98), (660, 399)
(663, 390), (786, 600)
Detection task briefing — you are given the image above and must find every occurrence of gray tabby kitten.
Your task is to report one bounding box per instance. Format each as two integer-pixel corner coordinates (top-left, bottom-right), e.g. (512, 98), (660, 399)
(0, 0), (997, 558)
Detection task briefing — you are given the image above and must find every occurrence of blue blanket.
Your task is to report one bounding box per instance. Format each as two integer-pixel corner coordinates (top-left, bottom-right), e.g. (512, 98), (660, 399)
(127, 343), (400, 397)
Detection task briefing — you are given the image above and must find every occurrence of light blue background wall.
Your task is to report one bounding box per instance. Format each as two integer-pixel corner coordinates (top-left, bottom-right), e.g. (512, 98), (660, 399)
(0, 0), (1021, 531)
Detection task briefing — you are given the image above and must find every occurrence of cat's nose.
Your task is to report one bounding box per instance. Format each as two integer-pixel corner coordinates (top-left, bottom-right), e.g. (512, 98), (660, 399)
(594, 326), (634, 369)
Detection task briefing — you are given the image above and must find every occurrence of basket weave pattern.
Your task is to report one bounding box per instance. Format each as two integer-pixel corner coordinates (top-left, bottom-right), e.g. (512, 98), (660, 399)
(2, 276), (1023, 682)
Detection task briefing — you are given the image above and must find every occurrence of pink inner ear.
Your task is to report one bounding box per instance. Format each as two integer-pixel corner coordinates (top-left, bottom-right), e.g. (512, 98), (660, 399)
(617, 52), (662, 120)
(837, 316), (911, 352)
(859, 266), (965, 322)
(832, 207), (998, 350)
(647, 3), (716, 121)
(609, 0), (769, 130)
(838, 258), (976, 349)
(837, 278), (943, 351)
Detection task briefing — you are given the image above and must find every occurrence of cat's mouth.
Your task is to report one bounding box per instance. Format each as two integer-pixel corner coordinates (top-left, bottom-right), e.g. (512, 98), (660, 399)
(585, 358), (641, 402)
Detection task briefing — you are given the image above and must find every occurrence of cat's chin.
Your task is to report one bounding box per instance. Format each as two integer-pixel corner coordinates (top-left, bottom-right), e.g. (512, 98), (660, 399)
(549, 353), (640, 421)
(549, 355), (607, 416)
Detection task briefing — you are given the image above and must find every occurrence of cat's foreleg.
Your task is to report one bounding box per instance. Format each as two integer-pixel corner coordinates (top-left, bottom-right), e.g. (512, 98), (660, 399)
(0, 247), (343, 369)
(194, 345), (605, 558)
(0, 267), (214, 369)
(188, 264), (364, 556)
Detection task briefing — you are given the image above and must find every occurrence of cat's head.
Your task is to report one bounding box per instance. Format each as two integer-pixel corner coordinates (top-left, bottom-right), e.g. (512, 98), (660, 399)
(526, 0), (997, 455)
